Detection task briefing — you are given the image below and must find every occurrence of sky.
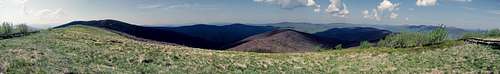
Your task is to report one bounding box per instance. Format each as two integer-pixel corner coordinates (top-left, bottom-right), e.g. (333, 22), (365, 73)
(0, 0), (499, 29)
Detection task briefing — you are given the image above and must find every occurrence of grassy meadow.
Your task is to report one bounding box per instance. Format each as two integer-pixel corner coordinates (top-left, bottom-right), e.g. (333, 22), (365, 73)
(0, 25), (499, 73)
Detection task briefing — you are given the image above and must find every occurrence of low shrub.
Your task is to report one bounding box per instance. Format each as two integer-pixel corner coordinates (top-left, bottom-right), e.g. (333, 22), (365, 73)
(461, 28), (500, 38)
(359, 41), (371, 49)
(378, 26), (448, 48)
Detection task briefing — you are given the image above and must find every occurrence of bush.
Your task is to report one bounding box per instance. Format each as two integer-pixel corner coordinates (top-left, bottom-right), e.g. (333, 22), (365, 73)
(378, 26), (448, 48)
(429, 27), (448, 42)
(461, 28), (500, 38)
(487, 28), (500, 37)
(16, 24), (30, 34)
(359, 41), (371, 49)
(335, 44), (343, 50)
(461, 32), (484, 39)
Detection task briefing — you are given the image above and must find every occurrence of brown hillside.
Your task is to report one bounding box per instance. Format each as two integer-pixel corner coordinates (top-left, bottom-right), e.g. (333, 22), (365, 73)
(228, 29), (339, 53)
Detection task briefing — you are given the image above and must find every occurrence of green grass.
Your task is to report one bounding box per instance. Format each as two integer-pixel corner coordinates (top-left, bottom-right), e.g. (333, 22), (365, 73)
(0, 25), (499, 73)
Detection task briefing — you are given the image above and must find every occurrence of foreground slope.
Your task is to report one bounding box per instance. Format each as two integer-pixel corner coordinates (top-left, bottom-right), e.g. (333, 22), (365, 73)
(1, 25), (500, 73)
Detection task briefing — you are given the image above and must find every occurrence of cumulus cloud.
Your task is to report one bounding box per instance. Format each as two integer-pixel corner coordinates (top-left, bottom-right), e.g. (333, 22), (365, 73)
(254, 0), (321, 12)
(416, 0), (437, 6)
(363, 0), (399, 21)
(325, 0), (349, 17)
(362, 9), (381, 21)
(378, 0), (399, 11)
(362, 10), (369, 18)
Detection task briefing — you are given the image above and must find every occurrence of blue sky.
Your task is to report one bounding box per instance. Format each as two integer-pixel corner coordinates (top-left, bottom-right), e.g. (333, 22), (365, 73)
(0, 0), (499, 29)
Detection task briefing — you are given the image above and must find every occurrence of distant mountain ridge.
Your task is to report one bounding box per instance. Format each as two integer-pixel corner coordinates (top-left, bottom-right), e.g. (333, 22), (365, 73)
(253, 22), (471, 39)
(55, 20), (464, 53)
(315, 27), (392, 47)
(161, 23), (276, 48)
(54, 19), (221, 49)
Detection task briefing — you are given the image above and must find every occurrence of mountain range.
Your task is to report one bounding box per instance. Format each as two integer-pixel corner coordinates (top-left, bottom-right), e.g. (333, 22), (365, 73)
(253, 22), (471, 39)
(55, 19), (472, 52)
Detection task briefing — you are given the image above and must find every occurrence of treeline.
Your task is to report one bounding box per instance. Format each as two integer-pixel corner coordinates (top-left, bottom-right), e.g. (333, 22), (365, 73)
(377, 27), (448, 48)
(355, 25), (449, 48)
(0, 22), (33, 39)
(462, 29), (500, 38)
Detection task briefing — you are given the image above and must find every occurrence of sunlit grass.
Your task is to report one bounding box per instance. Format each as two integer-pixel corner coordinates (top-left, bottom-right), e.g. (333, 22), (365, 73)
(0, 25), (499, 73)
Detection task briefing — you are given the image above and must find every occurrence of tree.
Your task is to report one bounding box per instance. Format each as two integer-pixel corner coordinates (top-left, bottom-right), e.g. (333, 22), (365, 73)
(1, 22), (14, 35)
(429, 26), (448, 43)
(16, 24), (30, 34)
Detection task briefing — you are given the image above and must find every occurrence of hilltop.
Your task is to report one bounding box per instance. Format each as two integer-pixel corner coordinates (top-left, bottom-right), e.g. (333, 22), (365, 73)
(228, 29), (339, 53)
(0, 25), (499, 73)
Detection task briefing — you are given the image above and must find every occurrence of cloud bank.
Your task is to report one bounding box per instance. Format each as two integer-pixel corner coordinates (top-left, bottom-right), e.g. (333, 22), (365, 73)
(1, 0), (70, 25)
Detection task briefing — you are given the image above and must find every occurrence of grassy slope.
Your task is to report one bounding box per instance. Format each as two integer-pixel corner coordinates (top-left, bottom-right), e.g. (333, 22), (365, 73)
(0, 25), (499, 73)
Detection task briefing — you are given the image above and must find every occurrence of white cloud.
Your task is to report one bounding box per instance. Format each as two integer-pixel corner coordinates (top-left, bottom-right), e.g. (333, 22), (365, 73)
(163, 4), (197, 10)
(362, 10), (370, 18)
(452, 0), (472, 2)
(389, 12), (398, 19)
(363, 0), (399, 21)
(0, 0), (4, 7)
(137, 4), (163, 9)
(254, 0), (321, 12)
(362, 9), (381, 21)
(326, 0), (349, 17)
(0, 0), (70, 25)
(416, 0), (437, 6)
(137, 3), (214, 10)
(378, 0), (399, 11)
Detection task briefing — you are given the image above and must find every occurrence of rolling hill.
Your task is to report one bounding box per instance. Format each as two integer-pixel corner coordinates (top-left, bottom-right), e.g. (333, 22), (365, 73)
(228, 29), (339, 53)
(54, 19), (221, 49)
(162, 24), (276, 48)
(254, 22), (471, 39)
(163, 23), (393, 49)
(315, 27), (392, 47)
(0, 25), (499, 73)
